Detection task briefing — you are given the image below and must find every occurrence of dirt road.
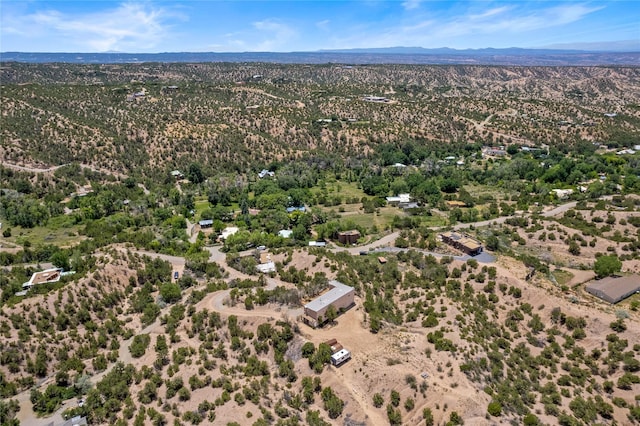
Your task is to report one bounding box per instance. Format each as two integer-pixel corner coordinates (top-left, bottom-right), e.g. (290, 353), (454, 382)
(2, 161), (127, 179)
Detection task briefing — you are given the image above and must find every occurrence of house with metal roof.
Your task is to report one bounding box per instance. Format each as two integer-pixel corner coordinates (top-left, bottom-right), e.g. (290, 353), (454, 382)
(303, 280), (355, 328)
(198, 219), (214, 228)
(585, 275), (640, 304)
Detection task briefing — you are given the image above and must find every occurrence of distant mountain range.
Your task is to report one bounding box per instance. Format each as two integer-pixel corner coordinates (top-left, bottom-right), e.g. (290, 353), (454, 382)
(1, 47), (639, 65)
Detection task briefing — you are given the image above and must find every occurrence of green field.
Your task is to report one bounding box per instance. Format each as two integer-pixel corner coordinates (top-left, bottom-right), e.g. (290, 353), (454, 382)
(464, 184), (517, 202)
(3, 215), (84, 248)
(552, 269), (575, 287)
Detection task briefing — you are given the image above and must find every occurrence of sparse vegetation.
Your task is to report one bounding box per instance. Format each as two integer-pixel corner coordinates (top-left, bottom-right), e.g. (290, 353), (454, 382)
(1, 62), (639, 426)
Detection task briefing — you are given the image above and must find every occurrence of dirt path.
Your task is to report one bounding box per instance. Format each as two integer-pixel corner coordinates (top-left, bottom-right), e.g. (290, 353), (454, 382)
(230, 86), (305, 108)
(2, 262), (54, 271)
(2, 161), (127, 179)
(563, 268), (597, 287)
(1, 162), (68, 173)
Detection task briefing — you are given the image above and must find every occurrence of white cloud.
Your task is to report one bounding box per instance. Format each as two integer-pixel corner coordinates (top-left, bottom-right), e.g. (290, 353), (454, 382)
(402, 0), (422, 11)
(251, 19), (296, 51)
(437, 4), (603, 38)
(1, 2), (184, 52)
(316, 19), (330, 30)
(333, 2), (604, 49)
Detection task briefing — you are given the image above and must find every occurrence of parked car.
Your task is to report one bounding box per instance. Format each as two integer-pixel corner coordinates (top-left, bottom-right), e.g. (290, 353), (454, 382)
(173, 271), (179, 280)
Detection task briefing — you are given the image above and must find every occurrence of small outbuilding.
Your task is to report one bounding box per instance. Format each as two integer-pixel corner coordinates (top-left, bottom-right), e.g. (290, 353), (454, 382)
(585, 275), (640, 304)
(308, 241), (327, 247)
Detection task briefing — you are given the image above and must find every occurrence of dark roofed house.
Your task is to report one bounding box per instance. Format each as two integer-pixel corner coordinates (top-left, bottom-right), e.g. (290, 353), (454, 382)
(585, 275), (640, 304)
(337, 230), (360, 245)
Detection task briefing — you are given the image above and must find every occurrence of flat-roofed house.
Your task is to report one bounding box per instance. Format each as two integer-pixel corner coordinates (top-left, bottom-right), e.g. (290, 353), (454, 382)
(386, 193), (411, 205)
(440, 231), (483, 256)
(303, 280), (355, 328)
(585, 275), (640, 304)
(22, 268), (64, 290)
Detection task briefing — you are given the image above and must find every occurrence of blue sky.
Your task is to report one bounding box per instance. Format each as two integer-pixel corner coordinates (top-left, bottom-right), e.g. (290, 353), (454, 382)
(1, 1), (638, 52)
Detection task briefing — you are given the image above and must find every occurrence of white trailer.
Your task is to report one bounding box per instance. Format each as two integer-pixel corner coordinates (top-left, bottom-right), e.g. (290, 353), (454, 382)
(331, 349), (351, 366)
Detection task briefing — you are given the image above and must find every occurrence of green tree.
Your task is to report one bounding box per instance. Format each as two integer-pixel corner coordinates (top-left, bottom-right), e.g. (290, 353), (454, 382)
(325, 305), (337, 323)
(320, 387), (344, 419)
(487, 401), (502, 416)
(448, 411), (464, 425)
(301, 342), (315, 358)
(159, 283), (181, 304)
(390, 390), (400, 407)
(373, 393), (384, 408)
(51, 250), (70, 271)
(130, 334), (151, 358)
(523, 413), (541, 425)
(187, 163), (205, 184)
(387, 404), (402, 425)
(0, 399), (20, 426)
(593, 255), (622, 278)
(423, 407), (434, 426)
(486, 235), (499, 251)
(568, 241), (581, 256)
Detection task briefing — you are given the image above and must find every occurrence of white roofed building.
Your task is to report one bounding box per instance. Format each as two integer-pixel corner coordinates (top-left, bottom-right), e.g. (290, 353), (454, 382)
(303, 280), (355, 328)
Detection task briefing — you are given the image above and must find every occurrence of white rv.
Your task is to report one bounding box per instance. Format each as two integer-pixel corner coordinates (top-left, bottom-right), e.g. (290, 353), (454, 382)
(331, 349), (351, 366)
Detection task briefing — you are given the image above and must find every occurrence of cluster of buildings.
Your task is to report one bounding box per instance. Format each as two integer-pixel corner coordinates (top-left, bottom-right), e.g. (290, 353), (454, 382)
(482, 146), (507, 157)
